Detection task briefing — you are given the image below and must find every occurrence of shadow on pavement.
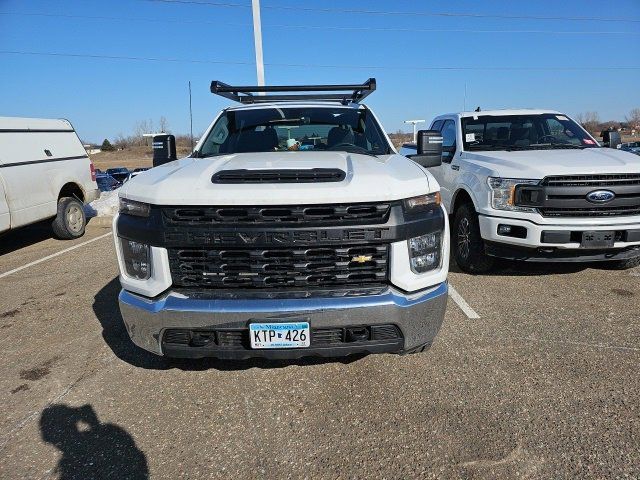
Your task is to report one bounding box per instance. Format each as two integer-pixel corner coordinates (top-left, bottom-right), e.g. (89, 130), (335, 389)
(40, 404), (149, 480)
(0, 221), (55, 256)
(448, 257), (588, 276)
(93, 277), (367, 371)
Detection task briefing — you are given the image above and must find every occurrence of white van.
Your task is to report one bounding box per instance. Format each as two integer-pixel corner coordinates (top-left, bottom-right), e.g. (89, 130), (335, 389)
(0, 117), (99, 239)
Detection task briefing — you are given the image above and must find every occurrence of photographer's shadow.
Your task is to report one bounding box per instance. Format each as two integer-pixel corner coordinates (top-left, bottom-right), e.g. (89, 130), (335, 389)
(40, 404), (149, 480)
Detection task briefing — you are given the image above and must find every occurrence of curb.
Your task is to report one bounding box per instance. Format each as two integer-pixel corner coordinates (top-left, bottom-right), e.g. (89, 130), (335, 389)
(87, 216), (114, 227)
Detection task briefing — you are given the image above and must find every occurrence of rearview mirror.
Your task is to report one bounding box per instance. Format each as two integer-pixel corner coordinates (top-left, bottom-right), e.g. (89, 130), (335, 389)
(152, 134), (177, 167)
(413, 130), (443, 168)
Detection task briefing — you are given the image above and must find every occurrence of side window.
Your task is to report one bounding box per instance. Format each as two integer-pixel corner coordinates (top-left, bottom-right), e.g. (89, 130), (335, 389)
(430, 120), (444, 131)
(441, 120), (457, 148)
(200, 116), (230, 156)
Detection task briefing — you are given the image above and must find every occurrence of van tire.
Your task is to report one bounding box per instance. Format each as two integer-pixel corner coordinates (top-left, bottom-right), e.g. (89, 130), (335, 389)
(52, 197), (86, 239)
(452, 203), (494, 274)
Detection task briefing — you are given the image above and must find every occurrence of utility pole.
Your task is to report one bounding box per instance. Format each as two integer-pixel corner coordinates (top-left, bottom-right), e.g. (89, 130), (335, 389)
(188, 81), (194, 152)
(404, 119), (425, 143)
(251, 0), (265, 91)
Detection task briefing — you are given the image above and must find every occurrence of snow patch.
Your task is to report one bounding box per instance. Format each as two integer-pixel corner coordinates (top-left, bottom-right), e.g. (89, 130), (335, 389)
(85, 190), (119, 218)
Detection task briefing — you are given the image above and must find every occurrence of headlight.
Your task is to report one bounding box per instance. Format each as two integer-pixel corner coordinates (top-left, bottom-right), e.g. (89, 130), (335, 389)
(120, 239), (151, 280)
(487, 177), (539, 212)
(403, 192), (441, 212)
(119, 198), (150, 217)
(408, 232), (441, 274)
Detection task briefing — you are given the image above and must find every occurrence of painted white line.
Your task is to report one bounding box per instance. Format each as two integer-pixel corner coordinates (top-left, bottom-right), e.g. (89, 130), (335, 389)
(0, 232), (112, 280)
(448, 284), (480, 319)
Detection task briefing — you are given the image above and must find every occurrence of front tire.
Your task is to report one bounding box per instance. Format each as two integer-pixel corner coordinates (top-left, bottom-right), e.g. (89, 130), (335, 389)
(52, 197), (86, 239)
(452, 203), (494, 273)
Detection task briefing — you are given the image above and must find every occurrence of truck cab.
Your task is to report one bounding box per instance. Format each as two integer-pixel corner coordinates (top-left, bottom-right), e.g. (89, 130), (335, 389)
(401, 109), (640, 272)
(113, 79), (449, 360)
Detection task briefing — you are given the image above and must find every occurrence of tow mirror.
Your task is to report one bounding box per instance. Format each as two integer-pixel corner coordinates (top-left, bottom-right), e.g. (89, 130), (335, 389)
(152, 134), (177, 167)
(413, 130), (443, 168)
(601, 130), (621, 149)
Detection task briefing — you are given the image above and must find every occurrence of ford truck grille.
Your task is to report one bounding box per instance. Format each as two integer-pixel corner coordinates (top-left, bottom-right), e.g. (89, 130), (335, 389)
(162, 202), (391, 226)
(534, 174), (640, 218)
(168, 245), (389, 288)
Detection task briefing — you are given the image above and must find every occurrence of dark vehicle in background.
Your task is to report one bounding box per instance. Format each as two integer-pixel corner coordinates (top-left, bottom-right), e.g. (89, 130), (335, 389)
(133, 167), (150, 173)
(619, 142), (640, 155)
(96, 173), (121, 192)
(105, 167), (130, 183)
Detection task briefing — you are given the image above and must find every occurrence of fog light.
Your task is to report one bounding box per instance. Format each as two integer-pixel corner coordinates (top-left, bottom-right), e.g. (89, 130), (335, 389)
(120, 239), (151, 280)
(408, 232), (441, 273)
(498, 224), (512, 235)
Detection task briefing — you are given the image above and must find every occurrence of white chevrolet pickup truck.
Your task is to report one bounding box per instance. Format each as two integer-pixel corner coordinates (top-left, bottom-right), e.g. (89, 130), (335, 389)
(402, 109), (640, 272)
(113, 79), (449, 360)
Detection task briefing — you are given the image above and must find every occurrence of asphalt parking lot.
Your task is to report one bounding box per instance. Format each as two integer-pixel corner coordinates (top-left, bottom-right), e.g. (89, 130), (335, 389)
(0, 222), (638, 479)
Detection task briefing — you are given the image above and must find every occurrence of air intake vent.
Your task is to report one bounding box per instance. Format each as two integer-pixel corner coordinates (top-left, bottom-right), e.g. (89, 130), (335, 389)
(212, 168), (346, 184)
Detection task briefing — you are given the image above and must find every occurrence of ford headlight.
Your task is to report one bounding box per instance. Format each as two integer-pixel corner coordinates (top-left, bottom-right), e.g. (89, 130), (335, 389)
(119, 198), (150, 217)
(408, 232), (441, 274)
(487, 177), (539, 212)
(120, 239), (151, 280)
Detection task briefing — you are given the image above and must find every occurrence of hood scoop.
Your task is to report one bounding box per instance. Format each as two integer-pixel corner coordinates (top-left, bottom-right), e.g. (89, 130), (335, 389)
(212, 168), (346, 184)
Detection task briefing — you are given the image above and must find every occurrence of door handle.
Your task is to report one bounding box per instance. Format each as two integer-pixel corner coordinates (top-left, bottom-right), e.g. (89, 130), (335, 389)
(451, 165), (460, 171)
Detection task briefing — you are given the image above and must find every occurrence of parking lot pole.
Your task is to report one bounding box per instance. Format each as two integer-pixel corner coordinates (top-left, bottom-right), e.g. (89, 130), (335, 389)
(251, 0), (265, 91)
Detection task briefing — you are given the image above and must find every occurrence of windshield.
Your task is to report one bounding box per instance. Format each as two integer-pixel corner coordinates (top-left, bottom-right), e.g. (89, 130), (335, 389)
(462, 113), (598, 151)
(197, 106), (392, 157)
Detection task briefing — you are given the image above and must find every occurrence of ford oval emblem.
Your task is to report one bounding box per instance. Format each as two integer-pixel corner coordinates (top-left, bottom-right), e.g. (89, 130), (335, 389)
(586, 190), (615, 203)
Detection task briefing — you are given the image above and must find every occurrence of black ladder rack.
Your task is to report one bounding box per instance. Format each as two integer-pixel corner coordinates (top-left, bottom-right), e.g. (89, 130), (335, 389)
(210, 78), (376, 105)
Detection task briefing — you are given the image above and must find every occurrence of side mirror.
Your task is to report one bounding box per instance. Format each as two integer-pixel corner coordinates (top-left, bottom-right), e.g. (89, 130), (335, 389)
(413, 130), (443, 168)
(601, 130), (621, 149)
(152, 134), (177, 167)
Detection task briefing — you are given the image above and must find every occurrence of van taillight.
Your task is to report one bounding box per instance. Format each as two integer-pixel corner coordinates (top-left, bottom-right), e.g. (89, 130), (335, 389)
(90, 162), (96, 181)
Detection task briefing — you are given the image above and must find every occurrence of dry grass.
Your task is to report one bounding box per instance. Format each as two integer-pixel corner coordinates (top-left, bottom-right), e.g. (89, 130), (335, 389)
(90, 145), (192, 170)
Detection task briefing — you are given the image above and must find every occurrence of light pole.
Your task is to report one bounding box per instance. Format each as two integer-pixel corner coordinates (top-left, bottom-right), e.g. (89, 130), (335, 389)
(251, 0), (265, 91)
(404, 119), (425, 143)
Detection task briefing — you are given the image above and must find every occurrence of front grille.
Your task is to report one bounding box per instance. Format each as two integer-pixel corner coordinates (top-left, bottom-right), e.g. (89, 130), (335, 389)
(162, 202), (391, 226)
(212, 168), (346, 184)
(538, 174), (640, 217)
(542, 174), (640, 187)
(540, 205), (640, 217)
(168, 245), (389, 288)
(162, 324), (402, 348)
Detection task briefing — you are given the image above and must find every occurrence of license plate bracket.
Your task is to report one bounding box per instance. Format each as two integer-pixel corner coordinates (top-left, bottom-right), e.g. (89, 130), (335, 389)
(249, 321), (310, 349)
(581, 230), (615, 249)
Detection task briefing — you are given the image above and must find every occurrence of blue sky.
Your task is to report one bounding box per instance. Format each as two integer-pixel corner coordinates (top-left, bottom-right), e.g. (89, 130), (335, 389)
(1, 0), (639, 143)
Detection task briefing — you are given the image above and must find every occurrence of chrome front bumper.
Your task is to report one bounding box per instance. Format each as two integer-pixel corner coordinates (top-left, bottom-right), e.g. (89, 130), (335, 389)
(118, 282), (448, 359)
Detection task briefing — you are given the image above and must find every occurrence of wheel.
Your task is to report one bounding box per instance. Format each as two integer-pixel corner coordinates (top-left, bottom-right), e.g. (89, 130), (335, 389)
(607, 256), (640, 270)
(452, 203), (494, 273)
(400, 341), (433, 355)
(52, 197), (86, 239)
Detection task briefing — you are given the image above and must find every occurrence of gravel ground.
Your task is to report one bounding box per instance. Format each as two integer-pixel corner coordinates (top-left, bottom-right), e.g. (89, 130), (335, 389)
(0, 223), (638, 479)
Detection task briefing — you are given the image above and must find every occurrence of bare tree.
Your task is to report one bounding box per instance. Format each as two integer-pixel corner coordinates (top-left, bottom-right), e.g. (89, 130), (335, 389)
(626, 108), (640, 129)
(114, 133), (129, 150)
(159, 116), (170, 133)
(576, 111), (600, 134)
(133, 119), (155, 146)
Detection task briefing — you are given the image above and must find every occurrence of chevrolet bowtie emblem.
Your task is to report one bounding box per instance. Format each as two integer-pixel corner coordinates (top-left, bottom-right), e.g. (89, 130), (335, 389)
(351, 255), (373, 263)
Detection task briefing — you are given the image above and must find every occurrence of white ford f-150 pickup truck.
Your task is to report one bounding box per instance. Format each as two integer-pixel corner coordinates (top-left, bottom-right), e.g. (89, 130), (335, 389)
(113, 79), (449, 360)
(401, 109), (640, 272)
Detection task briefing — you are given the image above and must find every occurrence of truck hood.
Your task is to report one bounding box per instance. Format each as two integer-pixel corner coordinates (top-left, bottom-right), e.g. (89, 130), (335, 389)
(463, 147), (640, 179)
(119, 151), (432, 205)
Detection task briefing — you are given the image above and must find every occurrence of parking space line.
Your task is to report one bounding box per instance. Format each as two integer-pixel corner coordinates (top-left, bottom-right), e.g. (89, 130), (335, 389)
(0, 232), (112, 280)
(448, 284), (480, 319)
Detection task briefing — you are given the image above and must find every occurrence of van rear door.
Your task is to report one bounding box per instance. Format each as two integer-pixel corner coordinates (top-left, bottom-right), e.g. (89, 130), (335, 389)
(0, 171), (9, 233)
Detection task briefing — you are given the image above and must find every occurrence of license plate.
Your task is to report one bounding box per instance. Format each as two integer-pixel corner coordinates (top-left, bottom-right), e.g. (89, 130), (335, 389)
(581, 231), (615, 249)
(249, 322), (310, 349)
